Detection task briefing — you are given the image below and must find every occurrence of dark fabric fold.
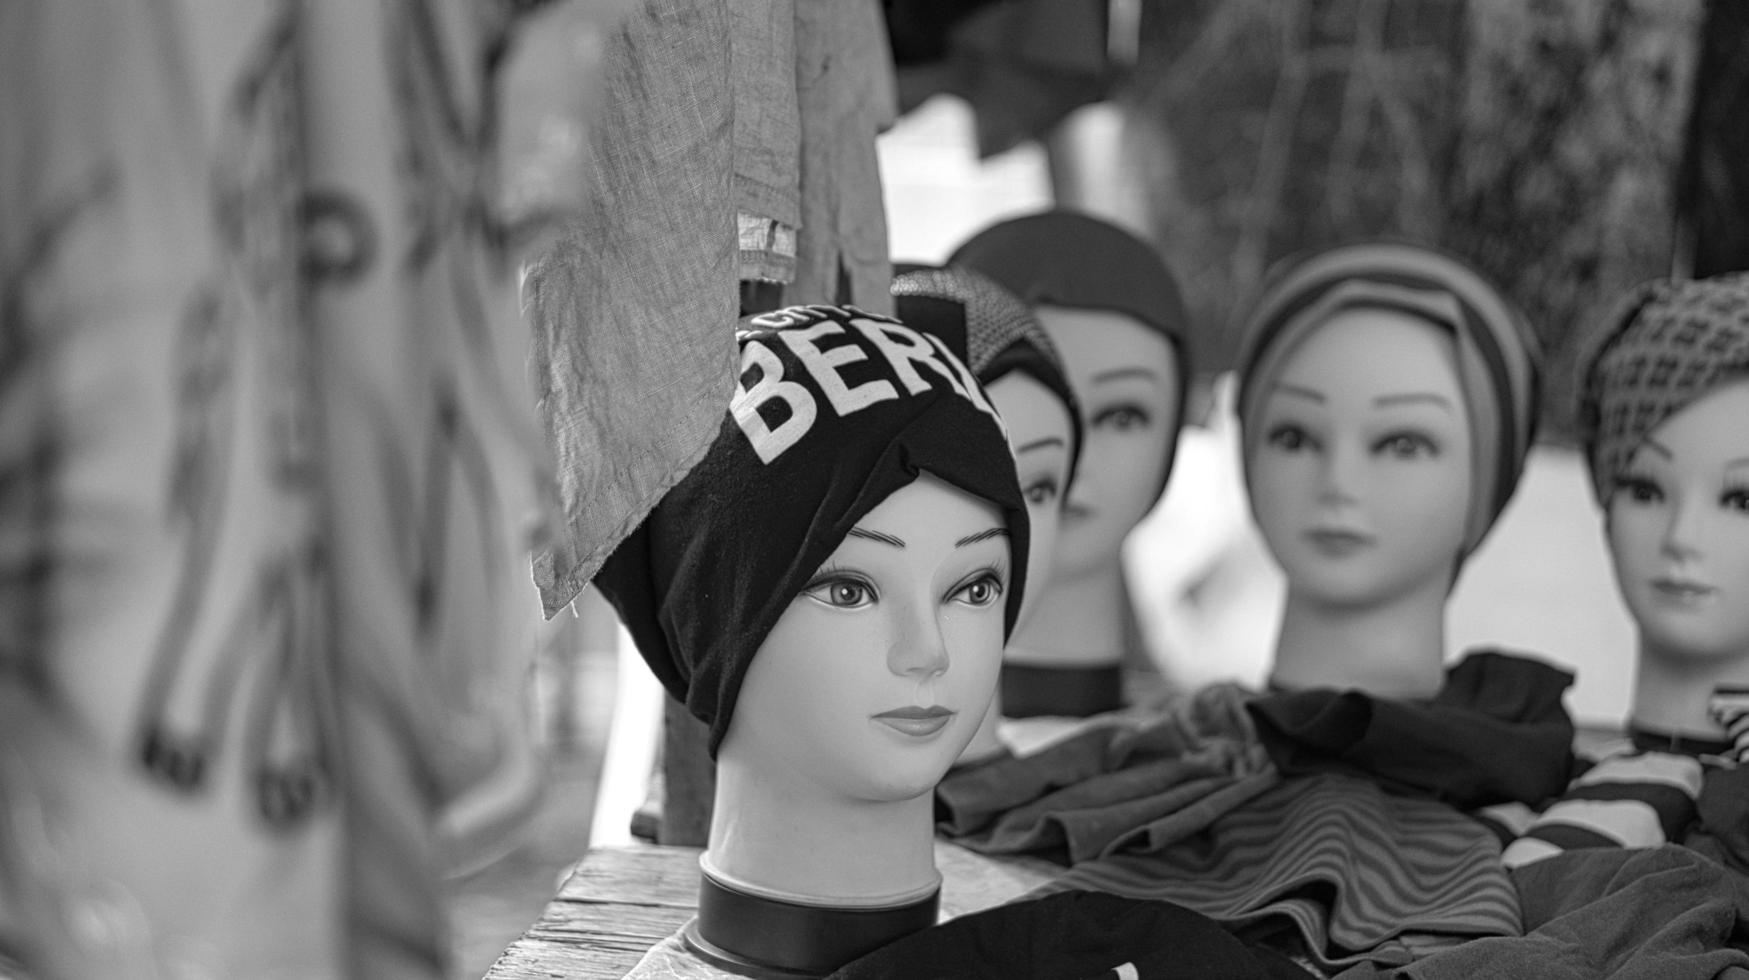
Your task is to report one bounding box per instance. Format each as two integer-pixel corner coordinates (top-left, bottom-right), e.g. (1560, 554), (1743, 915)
(936, 684), (1275, 862)
(1247, 649), (1577, 808)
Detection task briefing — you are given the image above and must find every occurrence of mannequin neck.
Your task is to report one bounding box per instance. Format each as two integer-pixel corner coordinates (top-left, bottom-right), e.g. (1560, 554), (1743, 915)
(1005, 559), (1129, 668)
(1630, 641), (1749, 742)
(684, 867), (938, 979)
(707, 751), (940, 904)
(1268, 578), (1448, 699)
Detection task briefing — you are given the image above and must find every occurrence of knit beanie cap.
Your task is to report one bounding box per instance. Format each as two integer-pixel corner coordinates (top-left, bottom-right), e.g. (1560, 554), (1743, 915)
(947, 209), (1192, 494)
(891, 264), (1083, 489)
(1577, 271), (1749, 503)
(592, 305), (1030, 757)
(1236, 241), (1541, 559)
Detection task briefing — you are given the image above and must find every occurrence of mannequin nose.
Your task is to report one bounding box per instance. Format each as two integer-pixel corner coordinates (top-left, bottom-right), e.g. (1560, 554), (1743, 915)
(1661, 496), (1705, 559)
(1316, 441), (1362, 505)
(887, 605), (950, 678)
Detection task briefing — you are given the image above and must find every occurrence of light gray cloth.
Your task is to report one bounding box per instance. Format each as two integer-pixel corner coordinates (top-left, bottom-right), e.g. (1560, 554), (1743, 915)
(789, 0), (897, 311)
(528, 0), (741, 616)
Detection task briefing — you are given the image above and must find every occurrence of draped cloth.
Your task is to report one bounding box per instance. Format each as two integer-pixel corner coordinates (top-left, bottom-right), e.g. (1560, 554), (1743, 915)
(0, 3), (559, 976)
(1035, 774), (1523, 973)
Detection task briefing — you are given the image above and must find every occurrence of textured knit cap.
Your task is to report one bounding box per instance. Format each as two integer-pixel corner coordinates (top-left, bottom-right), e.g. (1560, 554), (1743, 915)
(1577, 271), (1749, 503)
(1236, 241), (1541, 558)
(891, 264), (1084, 489)
(592, 305), (1030, 758)
(948, 209), (1193, 493)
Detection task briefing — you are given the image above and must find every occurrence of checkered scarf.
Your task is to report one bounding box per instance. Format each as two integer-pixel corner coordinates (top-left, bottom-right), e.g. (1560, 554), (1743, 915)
(891, 265), (1082, 488)
(1577, 272), (1749, 503)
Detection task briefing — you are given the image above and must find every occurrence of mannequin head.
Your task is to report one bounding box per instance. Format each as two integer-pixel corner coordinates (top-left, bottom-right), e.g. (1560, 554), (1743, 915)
(1603, 380), (1749, 665)
(1579, 272), (1749, 735)
(984, 372), (1074, 622)
(1236, 242), (1540, 694)
(595, 305), (1028, 972)
(593, 304), (1028, 758)
(1036, 305), (1181, 580)
(891, 264), (1082, 624)
(948, 211), (1190, 585)
(1247, 308), (1474, 608)
(1238, 243), (1540, 569)
(725, 472), (1010, 802)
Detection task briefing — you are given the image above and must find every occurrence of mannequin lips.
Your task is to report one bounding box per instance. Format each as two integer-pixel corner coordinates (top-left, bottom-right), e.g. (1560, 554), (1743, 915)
(1305, 527), (1374, 557)
(872, 705), (954, 737)
(1652, 575), (1715, 602)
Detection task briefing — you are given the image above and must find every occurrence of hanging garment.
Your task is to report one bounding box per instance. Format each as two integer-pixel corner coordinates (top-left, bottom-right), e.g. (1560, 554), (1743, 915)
(788, 0), (898, 311)
(526, 0), (741, 616)
(1, 2), (561, 977)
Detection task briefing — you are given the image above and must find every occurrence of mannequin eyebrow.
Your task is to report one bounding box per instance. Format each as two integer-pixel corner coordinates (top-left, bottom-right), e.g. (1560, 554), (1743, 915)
(955, 527), (1009, 547)
(846, 527), (906, 548)
(1017, 436), (1067, 454)
(1374, 392), (1454, 410)
(1273, 383), (1324, 402)
(1637, 439), (1673, 461)
(1091, 367), (1162, 386)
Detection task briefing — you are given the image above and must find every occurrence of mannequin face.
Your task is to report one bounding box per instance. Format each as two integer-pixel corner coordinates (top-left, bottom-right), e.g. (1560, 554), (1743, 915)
(986, 372), (1073, 625)
(1248, 309), (1472, 609)
(727, 473), (1010, 802)
(1034, 307), (1179, 579)
(1606, 379), (1749, 665)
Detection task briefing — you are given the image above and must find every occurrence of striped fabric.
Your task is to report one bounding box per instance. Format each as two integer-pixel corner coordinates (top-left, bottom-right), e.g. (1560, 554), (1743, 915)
(1708, 687), (1749, 765)
(1028, 773), (1520, 971)
(1502, 750), (1704, 868)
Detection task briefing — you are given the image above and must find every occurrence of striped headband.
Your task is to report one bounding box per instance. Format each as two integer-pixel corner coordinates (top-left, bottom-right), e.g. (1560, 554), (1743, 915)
(1236, 241), (1542, 558)
(1576, 271), (1749, 504)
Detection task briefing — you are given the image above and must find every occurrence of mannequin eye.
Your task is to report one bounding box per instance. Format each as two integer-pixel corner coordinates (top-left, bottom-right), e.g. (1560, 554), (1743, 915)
(1092, 405), (1151, 432)
(1023, 476), (1060, 506)
(803, 575), (875, 609)
(1722, 485), (1749, 514)
(1374, 432), (1438, 460)
(1264, 423), (1313, 452)
(950, 572), (1004, 608)
(1612, 474), (1663, 506)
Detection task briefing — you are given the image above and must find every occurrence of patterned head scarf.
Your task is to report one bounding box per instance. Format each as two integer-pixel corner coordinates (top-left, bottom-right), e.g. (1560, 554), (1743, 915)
(1577, 272), (1749, 504)
(592, 305), (1030, 757)
(891, 264), (1083, 489)
(947, 209), (1192, 496)
(1236, 241), (1542, 559)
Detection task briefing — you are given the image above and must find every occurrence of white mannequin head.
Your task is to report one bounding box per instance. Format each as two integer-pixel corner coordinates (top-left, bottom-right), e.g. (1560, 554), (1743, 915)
(985, 372), (1075, 624)
(1606, 379), (1749, 674)
(1035, 306), (1181, 583)
(1578, 273), (1749, 737)
(722, 472), (1011, 803)
(1248, 308), (1474, 610)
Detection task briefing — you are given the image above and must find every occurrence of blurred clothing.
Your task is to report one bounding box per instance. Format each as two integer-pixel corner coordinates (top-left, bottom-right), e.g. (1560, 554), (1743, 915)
(1, 2), (550, 976)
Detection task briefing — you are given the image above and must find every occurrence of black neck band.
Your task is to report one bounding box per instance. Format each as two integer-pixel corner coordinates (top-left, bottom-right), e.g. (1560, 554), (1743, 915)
(683, 870), (939, 978)
(1628, 722), (1734, 759)
(1001, 662), (1124, 718)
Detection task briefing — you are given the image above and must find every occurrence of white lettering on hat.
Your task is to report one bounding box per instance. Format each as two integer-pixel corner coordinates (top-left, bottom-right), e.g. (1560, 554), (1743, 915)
(731, 340), (818, 463)
(849, 318), (973, 399)
(778, 321), (899, 415)
(733, 308), (1004, 463)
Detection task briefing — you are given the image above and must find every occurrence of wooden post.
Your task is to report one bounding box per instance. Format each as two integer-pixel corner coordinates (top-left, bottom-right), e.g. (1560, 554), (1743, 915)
(658, 699), (715, 846)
